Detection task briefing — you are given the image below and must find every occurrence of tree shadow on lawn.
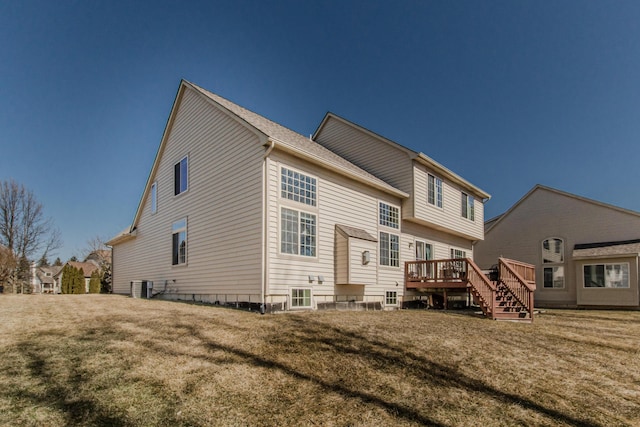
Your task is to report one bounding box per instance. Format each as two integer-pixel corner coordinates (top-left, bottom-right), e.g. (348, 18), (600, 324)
(7, 309), (604, 427)
(8, 331), (129, 427)
(162, 315), (600, 427)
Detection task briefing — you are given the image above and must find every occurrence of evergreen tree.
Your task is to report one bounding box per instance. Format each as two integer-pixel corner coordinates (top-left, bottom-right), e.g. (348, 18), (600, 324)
(53, 257), (62, 266)
(89, 270), (101, 293)
(73, 268), (85, 294)
(60, 264), (71, 294)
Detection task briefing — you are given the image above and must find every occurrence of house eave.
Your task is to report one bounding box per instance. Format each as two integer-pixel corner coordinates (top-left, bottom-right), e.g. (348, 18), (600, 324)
(270, 138), (409, 199)
(413, 153), (491, 201)
(106, 229), (137, 246)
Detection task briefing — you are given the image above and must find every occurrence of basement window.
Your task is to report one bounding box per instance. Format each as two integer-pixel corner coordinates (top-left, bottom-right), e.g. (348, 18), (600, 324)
(291, 288), (312, 308)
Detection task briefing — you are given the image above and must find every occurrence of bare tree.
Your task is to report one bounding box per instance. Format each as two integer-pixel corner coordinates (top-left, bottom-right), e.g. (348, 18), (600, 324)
(0, 245), (16, 292)
(0, 179), (61, 260)
(0, 179), (61, 292)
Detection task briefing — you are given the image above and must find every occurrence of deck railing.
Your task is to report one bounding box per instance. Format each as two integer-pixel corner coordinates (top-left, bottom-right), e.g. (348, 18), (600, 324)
(405, 258), (496, 318)
(498, 257), (536, 320)
(465, 258), (497, 318)
(405, 258), (468, 283)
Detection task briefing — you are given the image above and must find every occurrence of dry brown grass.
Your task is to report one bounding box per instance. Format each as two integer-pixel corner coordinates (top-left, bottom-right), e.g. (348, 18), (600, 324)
(1, 295), (639, 426)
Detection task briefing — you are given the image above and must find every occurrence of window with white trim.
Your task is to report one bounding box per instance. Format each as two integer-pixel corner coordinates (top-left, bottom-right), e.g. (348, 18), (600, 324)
(385, 291), (398, 306)
(172, 218), (187, 265)
(380, 232), (399, 267)
(174, 156), (188, 195)
(379, 202), (399, 229)
(428, 174), (443, 208)
(281, 207), (316, 257)
(281, 167), (316, 206)
(451, 249), (466, 259)
(542, 238), (564, 288)
(461, 192), (474, 221)
(543, 266), (564, 288)
(291, 288), (312, 308)
(584, 263), (629, 288)
(151, 182), (157, 214)
(542, 238), (564, 263)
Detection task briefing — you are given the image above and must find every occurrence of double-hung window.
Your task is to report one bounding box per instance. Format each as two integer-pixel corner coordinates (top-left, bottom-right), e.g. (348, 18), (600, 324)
(172, 218), (187, 265)
(379, 202), (400, 267)
(280, 167), (317, 257)
(461, 192), (474, 221)
(174, 156), (188, 196)
(281, 208), (316, 257)
(428, 174), (443, 208)
(542, 238), (564, 288)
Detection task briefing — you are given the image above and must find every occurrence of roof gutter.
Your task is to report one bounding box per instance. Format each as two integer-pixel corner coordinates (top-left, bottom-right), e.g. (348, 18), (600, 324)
(106, 229), (137, 246)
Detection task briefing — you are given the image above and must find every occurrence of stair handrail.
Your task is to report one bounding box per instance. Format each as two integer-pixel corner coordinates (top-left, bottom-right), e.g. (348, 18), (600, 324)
(465, 258), (497, 319)
(498, 258), (535, 320)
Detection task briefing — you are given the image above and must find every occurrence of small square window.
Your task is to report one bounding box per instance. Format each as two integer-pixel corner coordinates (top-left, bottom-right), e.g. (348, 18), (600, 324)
(385, 291), (398, 306)
(291, 288), (312, 308)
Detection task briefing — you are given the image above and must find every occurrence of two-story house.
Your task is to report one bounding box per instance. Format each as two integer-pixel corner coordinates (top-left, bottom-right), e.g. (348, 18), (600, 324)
(108, 80), (534, 319)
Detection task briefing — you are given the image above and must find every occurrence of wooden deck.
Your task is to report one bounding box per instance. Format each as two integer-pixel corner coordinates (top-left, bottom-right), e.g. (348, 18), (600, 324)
(405, 258), (536, 321)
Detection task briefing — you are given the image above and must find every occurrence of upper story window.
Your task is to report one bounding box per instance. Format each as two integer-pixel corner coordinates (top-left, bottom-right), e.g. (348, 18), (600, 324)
(461, 192), (474, 221)
(542, 238), (564, 263)
(281, 207), (316, 257)
(379, 202), (399, 229)
(428, 174), (443, 208)
(584, 263), (629, 288)
(151, 182), (158, 214)
(174, 156), (188, 196)
(172, 218), (187, 265)
(281, 167), (316, 206)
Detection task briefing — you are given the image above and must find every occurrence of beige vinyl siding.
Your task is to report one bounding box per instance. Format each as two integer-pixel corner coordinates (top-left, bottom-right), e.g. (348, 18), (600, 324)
(313, 116), (413, 194)
(111, 86), (264, 297)
(475, 186), (640, 307)
(266, 151), (404, 303)
(575, 256), (639, 306)
(348, 238), (377, 285)
(335, 231), (348, 284)
(412, 162), (484, 240)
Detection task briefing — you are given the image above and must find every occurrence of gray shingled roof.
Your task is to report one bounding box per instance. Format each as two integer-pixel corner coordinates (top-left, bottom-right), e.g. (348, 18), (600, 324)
(573, 240), (640, 258)
(186, 81), (407, 198)
(336, 224), (378, 242)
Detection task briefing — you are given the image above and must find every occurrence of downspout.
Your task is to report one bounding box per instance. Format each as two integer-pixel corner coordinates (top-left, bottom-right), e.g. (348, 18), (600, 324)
(261, 139), (276, 314)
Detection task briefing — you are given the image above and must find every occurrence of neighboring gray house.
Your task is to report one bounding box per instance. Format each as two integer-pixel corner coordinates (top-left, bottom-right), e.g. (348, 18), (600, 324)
(108, 80), (532, 317)
(475, 185), (640, 308)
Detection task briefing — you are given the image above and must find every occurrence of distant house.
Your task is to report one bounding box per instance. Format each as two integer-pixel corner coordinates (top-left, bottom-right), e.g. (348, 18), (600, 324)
(474, 185), (640, 308)
(34, 265), (63, 294)
(53, 261), (100, 294)
(108, 80), (534, 319)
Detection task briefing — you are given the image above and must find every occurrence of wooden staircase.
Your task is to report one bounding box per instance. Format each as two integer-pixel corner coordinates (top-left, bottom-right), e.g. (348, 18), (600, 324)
(406, 257), (536, 322)
(467, 257), (536, 322)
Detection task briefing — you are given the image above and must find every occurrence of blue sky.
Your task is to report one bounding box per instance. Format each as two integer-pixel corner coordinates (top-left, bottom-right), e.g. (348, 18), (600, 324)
(1, 0), (640, 261)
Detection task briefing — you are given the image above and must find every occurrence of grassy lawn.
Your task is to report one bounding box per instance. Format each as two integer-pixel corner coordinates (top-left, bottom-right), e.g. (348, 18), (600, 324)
(1, 295), (639, 426)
